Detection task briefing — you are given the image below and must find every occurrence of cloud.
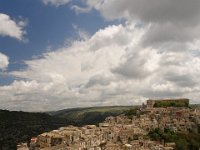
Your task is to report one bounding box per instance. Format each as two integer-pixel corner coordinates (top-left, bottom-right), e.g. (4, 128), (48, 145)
(83, 0), (200, 24)
(42, 0), (71, 6)
(0, 52), (9, 71)
(71, 5), (92, 14)
(0, 13), (27, 40)
(72, 24), (90, 41)
(1, 0), (200, 111)
(112, 48), (160, 79)
(84, 74), (114, 88)
(0, 22), (198, 111)
(2, 24), (140, 111)
(77, 0), (200, 47)
(141, 23), (200, 47)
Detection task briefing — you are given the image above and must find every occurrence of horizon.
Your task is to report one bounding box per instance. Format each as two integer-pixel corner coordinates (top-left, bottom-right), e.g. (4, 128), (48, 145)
(1, 98), (200, 113)
(0, 0), (200, 111)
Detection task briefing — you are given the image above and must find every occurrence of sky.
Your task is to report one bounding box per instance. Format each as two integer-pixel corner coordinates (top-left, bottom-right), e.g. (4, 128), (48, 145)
(0, 0), (200, 111)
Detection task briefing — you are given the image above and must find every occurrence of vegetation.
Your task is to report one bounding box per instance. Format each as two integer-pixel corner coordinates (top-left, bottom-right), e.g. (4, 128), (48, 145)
(0, 106), (135, 149)
(148, 128), (200, 150)
(0, 110), (68, 150)
(1, 105), (199, 150)
(153, 100), (189, 108)
(50, 106), (136, 126)
(123, 108), (137, 119)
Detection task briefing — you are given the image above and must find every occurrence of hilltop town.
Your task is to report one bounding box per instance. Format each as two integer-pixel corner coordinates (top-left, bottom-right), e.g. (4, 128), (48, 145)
(24, 98), (200, 150)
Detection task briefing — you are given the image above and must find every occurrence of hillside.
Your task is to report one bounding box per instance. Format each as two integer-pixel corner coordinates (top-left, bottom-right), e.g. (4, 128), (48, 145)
(0, 110), (68, 150)
(0, 106), (137, 150)
(48, 106), (137, 126)
(34, 105), (200, 150)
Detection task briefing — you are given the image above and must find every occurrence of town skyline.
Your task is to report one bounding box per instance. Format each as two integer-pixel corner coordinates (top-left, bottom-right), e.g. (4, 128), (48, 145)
(27, 98), (200, 150)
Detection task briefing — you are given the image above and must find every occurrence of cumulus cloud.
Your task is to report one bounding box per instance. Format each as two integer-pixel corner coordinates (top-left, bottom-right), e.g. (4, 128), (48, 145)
(82, 0), (200, 23)
(42, 0), (71, 6)
(112, 48), (160, 79)
(76, 0), (200, 47)
(1, 0), (200, 111)
(2, 24), (140, 111)
(0, 13), (27, 40)
(0, 52), (9, 71)
(0, 22), (198, 111)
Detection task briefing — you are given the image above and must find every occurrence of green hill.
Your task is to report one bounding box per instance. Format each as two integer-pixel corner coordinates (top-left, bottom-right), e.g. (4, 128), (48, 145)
(0, 106), (136, 150)
(0, 110), (68, 150)
(48, 106), (137, 126)
(1, 105), (199, 150)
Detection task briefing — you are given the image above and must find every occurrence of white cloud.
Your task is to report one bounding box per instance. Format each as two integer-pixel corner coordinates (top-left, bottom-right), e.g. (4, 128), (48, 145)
(2, 24), (142, 111)
(71, 5), (92, 14)
(0, 22), (198, 111)
(72, 24), (90, 41)
(0, 13), (27, 40)
(112, 48), (160, 79)
(0, 52), (9, 71)
(42, 0), (71, 6)
(1, 0), (200, 111)
(77, 0), (200, 46)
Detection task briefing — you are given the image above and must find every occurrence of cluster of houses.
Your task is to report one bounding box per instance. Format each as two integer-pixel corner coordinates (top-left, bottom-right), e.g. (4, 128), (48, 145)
(27, 99), (200, 150)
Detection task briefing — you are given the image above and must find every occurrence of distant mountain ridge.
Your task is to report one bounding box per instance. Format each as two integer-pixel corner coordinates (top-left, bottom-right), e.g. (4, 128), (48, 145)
(48, 106), (137, 126)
